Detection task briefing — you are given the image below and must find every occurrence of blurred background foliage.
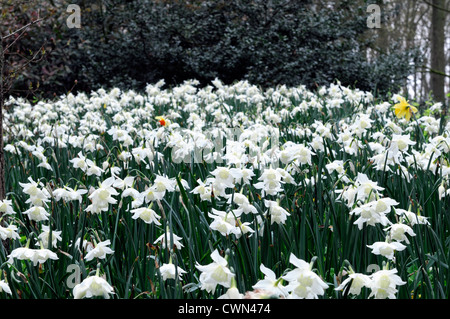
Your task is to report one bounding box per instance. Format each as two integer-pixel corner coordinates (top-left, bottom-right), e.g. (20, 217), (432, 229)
(0, 0), (440, 100)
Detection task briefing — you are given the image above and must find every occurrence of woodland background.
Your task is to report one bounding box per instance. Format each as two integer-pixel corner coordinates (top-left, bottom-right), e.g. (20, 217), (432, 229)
(0, 0), (449, 104)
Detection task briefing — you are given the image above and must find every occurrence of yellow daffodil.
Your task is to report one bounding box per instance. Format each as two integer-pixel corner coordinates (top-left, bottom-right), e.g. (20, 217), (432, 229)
(393, 97), (418, 122)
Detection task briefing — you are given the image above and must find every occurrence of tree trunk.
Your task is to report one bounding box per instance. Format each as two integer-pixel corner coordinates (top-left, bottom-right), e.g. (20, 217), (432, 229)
(376, 0), (389, 56)
(0, 36), (5, 201)
(430, 0), (447, 103)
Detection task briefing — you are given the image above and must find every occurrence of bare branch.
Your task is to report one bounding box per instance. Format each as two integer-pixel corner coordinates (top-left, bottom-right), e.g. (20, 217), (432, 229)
(420, 65), (450, 78)
(421, 0), (450, 13)
(1, 18), (44, 41)
(3, 44), (47, 92)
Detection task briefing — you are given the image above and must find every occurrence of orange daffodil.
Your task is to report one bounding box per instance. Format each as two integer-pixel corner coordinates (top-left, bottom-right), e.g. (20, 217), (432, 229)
(393, 96), (418, 122)
(155, 116), (168, 127)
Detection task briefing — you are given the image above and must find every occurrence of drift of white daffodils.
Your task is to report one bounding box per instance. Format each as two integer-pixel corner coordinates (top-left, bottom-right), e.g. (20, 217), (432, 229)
(73, 272), (115, 299)
(8, 245), (59, 266)
(282, 254), (329, 299)
(195, 249), (235, 294)
(85, 177), (118, 214)
(3, 78), (447, 300)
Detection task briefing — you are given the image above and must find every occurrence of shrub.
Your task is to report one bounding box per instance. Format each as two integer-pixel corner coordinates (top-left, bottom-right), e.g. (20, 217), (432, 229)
(3, 0), (422, 98)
